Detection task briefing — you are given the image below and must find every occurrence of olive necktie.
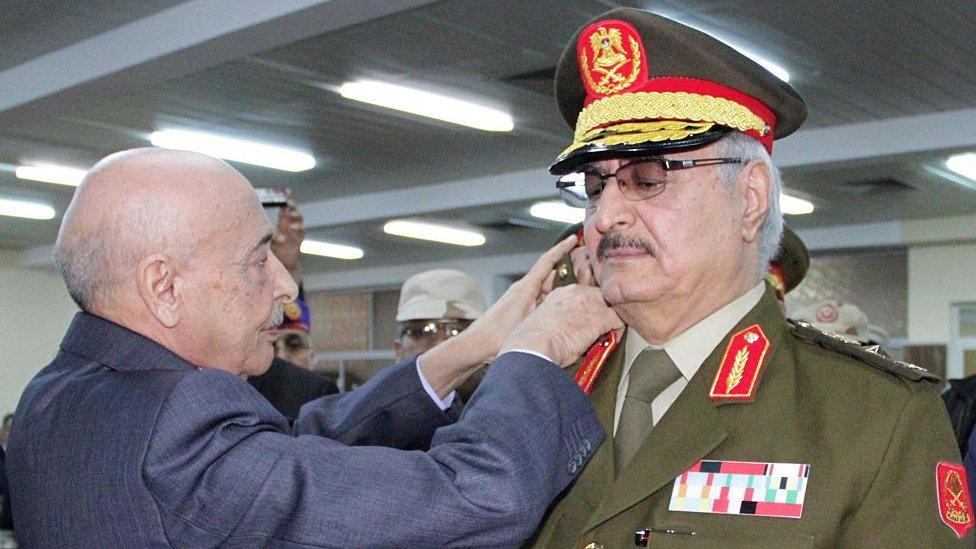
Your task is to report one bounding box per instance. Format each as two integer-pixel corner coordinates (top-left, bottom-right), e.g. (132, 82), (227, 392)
(615, 347), (682, 474)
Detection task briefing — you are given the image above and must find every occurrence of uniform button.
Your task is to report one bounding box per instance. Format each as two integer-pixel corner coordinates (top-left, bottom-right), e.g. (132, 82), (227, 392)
(584, 542), (604, 549)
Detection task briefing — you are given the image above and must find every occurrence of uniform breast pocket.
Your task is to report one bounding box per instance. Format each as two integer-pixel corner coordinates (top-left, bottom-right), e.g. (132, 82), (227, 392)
(638, 516), (824, 549)
(644, 531), (820, 548)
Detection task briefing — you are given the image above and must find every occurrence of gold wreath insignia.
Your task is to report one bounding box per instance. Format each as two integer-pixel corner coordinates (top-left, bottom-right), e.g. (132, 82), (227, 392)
(726, 347), (749, 392)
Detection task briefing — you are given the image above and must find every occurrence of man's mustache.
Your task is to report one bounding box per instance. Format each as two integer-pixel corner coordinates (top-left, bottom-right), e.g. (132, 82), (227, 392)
(596, 231), (656, 262)
(264, 307), (284, 330)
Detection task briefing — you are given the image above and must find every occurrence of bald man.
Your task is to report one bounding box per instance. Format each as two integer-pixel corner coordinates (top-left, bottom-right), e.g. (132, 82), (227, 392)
(6, 148), (620, 547)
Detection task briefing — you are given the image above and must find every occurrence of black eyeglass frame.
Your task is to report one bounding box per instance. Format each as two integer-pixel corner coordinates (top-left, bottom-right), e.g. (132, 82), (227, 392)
(556, 156), (743, 204)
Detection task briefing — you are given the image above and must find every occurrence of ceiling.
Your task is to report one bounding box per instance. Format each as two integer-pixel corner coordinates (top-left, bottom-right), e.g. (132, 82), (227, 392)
(1, 0), (975, 278)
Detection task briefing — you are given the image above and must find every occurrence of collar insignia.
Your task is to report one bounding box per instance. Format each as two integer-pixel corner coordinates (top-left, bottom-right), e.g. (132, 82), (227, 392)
(710, 324), (770, 401)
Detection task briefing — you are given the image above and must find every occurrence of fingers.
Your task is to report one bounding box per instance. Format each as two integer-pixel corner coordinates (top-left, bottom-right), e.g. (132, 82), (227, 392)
(521, 235), (578, 287)
(538, 268), (557, 305)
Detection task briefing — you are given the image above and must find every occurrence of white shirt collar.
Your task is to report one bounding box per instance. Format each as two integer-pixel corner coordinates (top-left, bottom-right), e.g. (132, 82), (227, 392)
(624, 281), (767, 380)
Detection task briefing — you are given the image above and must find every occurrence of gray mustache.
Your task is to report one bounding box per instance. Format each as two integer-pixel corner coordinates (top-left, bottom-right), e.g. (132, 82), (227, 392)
(265, 307), (284, 330)
(596, 232), (656, 262)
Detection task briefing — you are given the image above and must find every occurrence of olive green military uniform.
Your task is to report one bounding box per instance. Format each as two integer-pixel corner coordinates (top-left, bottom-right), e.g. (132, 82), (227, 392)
(528, 287), (966, 547)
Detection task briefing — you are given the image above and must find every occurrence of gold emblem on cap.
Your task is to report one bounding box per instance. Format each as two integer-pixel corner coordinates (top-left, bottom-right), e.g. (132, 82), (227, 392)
(580, 26), (641, 95)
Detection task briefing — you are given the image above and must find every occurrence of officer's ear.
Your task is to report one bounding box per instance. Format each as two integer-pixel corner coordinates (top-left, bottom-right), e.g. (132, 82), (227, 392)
(738, 160), (772, 243)
(137, 254), (182, 328)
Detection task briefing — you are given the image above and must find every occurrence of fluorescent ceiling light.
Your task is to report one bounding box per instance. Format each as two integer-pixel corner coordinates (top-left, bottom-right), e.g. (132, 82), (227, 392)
(652, 13), (790, 82)
(383, 219), (486, 247)
(339, 80), (515, 132)
(300, 239), (364, 260)
(15, 164), (87, 186)
(530, 200), (586, 224)
(781, 192), (814, 215)
(149, 129), (316, 172)
(947, 153), (976, 181)
(0, 196), (56, 220)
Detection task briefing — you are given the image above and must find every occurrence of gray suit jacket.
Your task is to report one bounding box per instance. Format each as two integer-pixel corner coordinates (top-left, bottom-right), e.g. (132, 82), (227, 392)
(7, 313), (602, 547)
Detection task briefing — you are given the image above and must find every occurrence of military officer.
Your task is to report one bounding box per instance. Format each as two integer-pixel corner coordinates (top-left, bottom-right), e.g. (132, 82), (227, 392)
(766, 225), (808, 309)
(528, 8), (970, 547)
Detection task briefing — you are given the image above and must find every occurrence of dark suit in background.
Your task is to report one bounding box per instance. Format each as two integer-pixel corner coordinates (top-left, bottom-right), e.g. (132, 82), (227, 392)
(248, 357), (338, 421)
(8, 312), (601, 547)
(0, 447), (12, 531)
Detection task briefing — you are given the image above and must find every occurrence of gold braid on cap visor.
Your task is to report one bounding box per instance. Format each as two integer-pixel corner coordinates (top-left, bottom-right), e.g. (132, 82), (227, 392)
(573, 91), (769, 143)
(558, 120), (713, 157)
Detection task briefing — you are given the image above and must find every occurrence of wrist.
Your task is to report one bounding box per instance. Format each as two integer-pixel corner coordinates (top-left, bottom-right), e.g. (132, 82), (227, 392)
(419, 332), (485, 398)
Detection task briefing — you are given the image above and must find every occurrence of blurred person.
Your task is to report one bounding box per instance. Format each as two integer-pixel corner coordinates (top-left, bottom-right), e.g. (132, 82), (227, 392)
(246, 200), (338, 420)
(793, 300), (888, 347)
(249, 291), (336, 420)
(528, 9), (967, 547)
(948, 376), (976, 467)
(0, 415), (10, 533)
(272, 294), (315, 367)
(394, 269), (486, 362)
(265, 197), (317, 369)
(0, 446), (10, 532)
(395, 269), (487, 401)
(765, 225), (809, 311)
(7, 148), (622, 547)
(0, 415), (11, 450)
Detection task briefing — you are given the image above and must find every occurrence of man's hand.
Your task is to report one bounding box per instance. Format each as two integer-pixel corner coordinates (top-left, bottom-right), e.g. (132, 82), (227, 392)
(271, 198), (305, 285)
(420, 235), (581, 397)
(570, 245), (596, 287)
(500, 284), (622, 367)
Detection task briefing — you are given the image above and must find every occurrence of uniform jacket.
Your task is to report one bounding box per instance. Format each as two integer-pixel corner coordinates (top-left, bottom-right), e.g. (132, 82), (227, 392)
(529, 288), (967, 548)
(248, 357), (338, 422)
(8, 312), (602, 548)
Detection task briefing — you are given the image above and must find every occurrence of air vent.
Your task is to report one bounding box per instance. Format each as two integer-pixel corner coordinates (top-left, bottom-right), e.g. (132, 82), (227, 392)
(844, 178), (915, 196)
(503, 67), (556, 96)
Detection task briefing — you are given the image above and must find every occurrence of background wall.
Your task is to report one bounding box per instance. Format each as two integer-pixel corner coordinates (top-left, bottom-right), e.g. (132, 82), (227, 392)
(786, 249), (908, 342)
(0, 251), (78, 416)
(908, 242), (976, 343)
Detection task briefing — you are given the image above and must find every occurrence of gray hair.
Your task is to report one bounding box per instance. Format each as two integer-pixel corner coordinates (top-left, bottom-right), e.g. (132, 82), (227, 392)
(54, 197), (194, 312)
(714, 131), (784, 275)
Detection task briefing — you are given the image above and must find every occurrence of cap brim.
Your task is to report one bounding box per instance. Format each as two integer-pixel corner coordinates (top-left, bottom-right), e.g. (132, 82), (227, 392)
(550, 126), (731, 175)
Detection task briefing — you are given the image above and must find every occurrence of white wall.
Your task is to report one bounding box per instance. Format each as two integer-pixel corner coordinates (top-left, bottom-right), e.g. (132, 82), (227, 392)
(0, 252), (78, 416)
(908, 242), (976, 344)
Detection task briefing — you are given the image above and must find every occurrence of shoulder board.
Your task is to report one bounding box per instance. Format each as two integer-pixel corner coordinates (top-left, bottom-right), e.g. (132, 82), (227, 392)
(788, 319), (939, 384)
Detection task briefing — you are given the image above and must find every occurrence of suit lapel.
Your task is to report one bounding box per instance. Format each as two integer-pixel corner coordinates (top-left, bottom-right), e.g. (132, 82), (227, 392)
(573, 335), (626, 508)
(581, 287), (786, 533)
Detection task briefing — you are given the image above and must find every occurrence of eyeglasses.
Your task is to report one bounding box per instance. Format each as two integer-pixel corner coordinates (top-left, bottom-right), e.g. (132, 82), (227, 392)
(398, 319), (473, 341)
(556, 156), (742, 206)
